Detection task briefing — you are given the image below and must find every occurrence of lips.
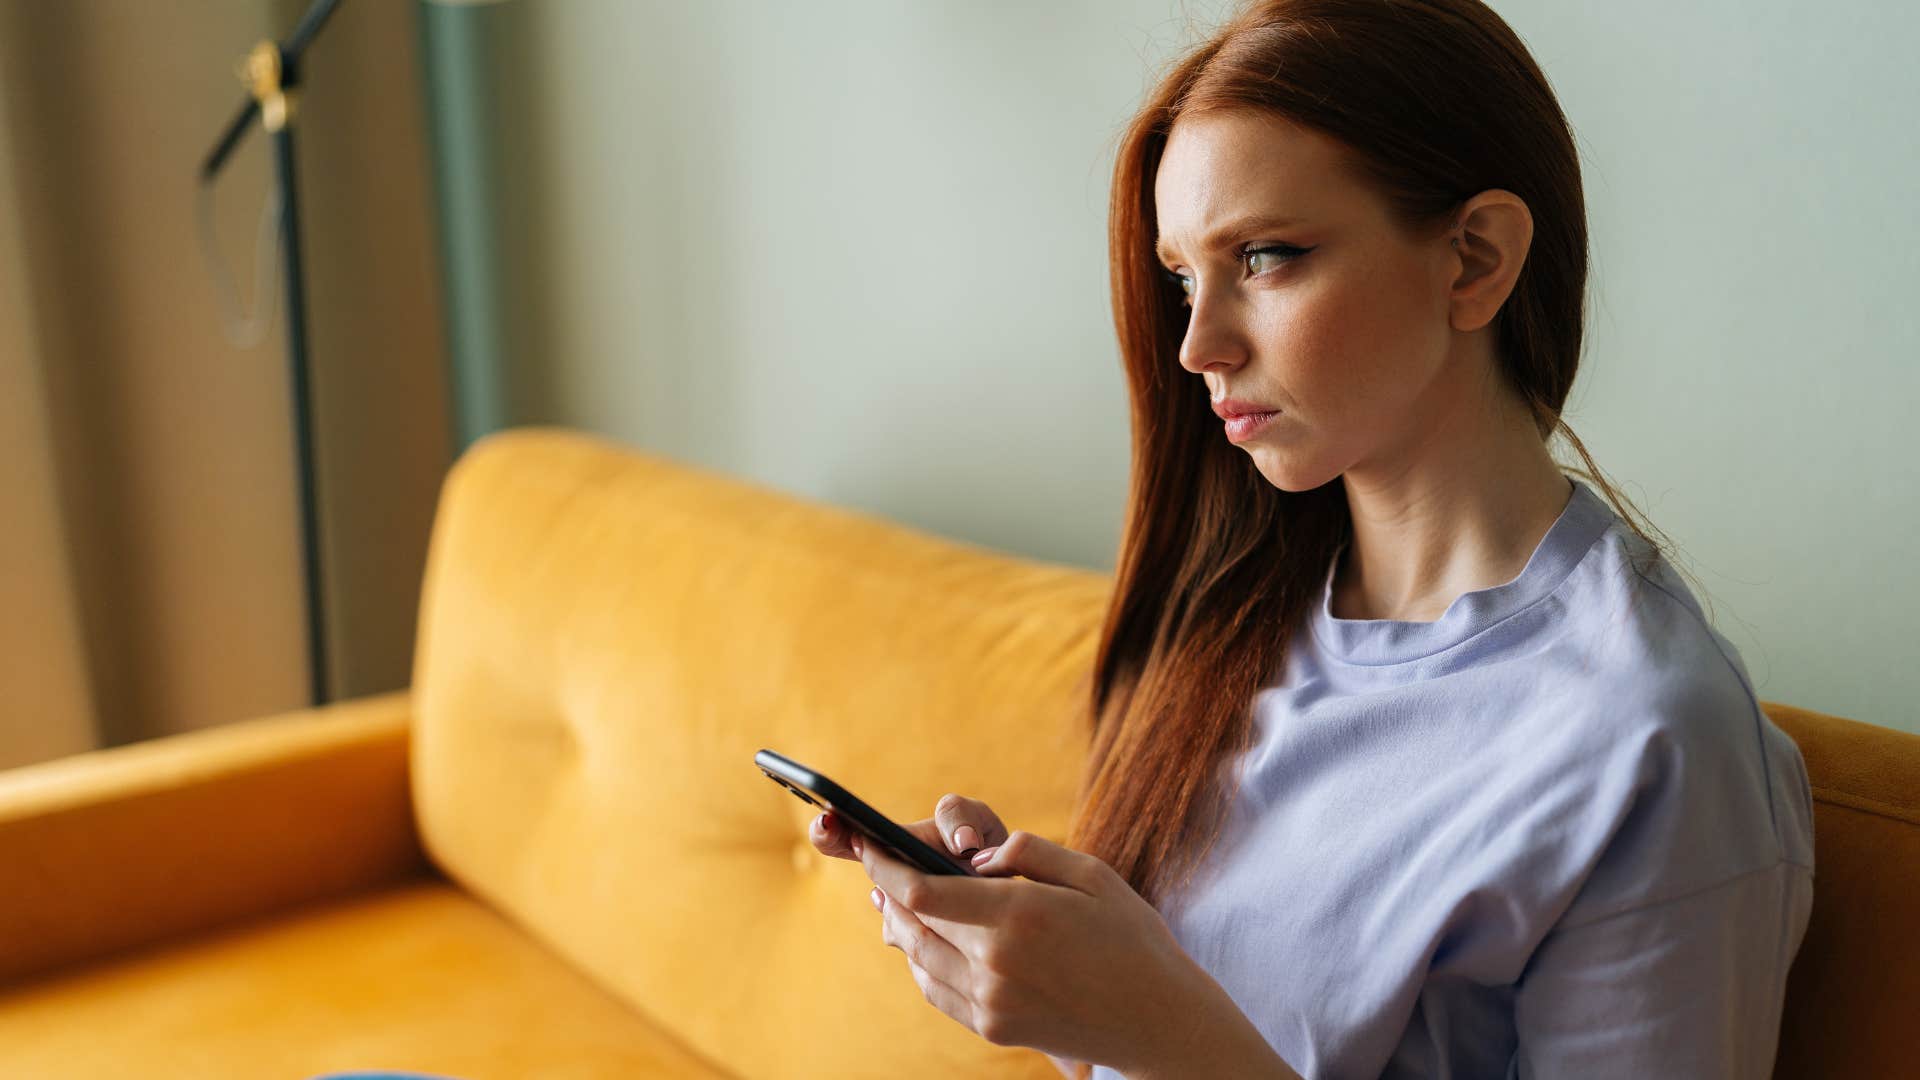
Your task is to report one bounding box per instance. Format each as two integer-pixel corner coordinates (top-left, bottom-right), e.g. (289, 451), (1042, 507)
(1222, 409), (1280, 443)
(1211, 398), (1281, 420)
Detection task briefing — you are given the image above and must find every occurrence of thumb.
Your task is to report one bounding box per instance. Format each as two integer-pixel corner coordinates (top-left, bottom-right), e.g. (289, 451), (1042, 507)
(972, 830), (1109, 894)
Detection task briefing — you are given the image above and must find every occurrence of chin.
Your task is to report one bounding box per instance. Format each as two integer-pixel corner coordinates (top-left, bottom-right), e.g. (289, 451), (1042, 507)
(1245, 449), (1340, 495)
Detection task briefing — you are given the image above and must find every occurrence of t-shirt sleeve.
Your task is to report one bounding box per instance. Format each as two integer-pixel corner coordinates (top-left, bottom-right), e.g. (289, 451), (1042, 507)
(1507, 860), (1812, 1079)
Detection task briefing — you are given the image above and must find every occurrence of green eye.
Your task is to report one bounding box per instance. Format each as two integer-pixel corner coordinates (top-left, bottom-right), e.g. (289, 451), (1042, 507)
(1244, 244), (1308, 274)
(1161, 244), (1311, 308)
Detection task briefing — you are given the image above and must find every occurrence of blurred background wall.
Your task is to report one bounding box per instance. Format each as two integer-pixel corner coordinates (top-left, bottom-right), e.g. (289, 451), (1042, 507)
(421, 0), (1917, 733)
(0, 0), (449, 761)
(2, 0), (1912, 766)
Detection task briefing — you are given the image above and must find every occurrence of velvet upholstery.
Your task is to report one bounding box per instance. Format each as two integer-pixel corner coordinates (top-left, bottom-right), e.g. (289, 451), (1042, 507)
(0, 427), (1911, 1078)
(1767, 703), (1920, 1077)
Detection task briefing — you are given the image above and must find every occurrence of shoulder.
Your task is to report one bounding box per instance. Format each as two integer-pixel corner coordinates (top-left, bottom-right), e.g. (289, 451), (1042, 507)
(1533, 520), (1811, 923)
(1551, 519), (1758, 734)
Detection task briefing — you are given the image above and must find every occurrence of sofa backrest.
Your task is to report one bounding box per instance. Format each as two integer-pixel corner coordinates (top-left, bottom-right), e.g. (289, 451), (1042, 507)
(410, 428), (1100, 1080)
(1764, 703), (1920, 1078)
(411, 427), (1917, 1079)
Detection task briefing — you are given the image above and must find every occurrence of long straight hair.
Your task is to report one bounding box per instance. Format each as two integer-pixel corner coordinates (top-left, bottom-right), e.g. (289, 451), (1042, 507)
(1065, 0), (1689, 977)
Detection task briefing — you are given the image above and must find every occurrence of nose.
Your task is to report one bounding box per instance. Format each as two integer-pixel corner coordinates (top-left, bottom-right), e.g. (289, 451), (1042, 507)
(1175, 287), (1250, 379)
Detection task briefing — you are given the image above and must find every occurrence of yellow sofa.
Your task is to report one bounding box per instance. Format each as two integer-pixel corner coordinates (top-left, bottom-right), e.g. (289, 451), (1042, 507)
(0, 427), (1913, 1079)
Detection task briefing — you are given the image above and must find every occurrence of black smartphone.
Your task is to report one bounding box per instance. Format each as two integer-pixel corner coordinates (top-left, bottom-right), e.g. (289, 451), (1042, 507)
(755, 749), (979, 877)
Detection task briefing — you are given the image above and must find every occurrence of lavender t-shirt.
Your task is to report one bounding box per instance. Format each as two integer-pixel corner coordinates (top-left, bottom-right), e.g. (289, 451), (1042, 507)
(1091, 478), (1815, 1079)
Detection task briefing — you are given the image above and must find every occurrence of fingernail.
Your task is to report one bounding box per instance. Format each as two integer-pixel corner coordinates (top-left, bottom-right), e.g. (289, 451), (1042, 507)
(954, 825), (982, 853)
(851, 835), (863, 857)
(870, 887), (884, 911)
(971, 845), (998, 866)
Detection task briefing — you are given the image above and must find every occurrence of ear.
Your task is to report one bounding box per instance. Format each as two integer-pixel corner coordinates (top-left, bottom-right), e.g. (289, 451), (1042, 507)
(1446, 189), (1534, 334)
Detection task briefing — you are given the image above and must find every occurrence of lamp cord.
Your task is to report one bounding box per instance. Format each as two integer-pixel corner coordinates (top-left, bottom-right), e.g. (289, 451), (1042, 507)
(195, 176), (282, 349)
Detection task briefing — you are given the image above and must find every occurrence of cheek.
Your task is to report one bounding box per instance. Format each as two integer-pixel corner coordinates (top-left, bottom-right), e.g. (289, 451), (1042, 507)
(1273, 267), (1434, 415)
(1262, 286), (1387, 413)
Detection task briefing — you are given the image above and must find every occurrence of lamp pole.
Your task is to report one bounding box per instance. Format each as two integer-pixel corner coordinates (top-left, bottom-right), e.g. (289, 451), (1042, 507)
(198, 0), (344, 707)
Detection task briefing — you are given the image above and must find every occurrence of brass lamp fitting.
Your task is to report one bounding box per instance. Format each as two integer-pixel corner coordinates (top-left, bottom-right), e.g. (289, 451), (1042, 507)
(240, 41), (298, 132)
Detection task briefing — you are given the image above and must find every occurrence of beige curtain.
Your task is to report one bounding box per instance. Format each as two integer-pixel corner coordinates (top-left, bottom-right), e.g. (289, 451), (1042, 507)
(0, 0), (452, 766)
(0, 115), (98, 767)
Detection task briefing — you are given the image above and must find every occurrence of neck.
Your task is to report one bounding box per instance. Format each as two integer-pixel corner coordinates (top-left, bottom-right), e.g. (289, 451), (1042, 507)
(1330, 382), (1572, 624)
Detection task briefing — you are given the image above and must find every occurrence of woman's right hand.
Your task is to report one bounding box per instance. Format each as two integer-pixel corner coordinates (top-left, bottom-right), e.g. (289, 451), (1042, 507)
(810, 794), (1085, 1077)
(808, 792), (1011, 867)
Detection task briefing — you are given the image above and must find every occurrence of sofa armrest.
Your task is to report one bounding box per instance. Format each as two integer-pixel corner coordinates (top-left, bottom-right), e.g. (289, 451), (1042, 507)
(0, 690), (427, 985)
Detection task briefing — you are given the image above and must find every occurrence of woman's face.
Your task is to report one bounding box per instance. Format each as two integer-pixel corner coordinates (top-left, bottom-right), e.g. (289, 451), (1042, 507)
(1152, 110), (1467, 493)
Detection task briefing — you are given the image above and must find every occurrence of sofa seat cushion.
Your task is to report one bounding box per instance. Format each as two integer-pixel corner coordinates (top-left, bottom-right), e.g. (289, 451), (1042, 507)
(0, 877), (732, 1079)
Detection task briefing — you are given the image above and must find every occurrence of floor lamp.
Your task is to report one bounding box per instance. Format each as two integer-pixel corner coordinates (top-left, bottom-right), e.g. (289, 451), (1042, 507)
(197, 0), (344, 707)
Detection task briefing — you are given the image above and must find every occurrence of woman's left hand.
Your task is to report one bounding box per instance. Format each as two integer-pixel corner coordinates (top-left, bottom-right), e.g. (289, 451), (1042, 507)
(853, 827), (1213, 1072)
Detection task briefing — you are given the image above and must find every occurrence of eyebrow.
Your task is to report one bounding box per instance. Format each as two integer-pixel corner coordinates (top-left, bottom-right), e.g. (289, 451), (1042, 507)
(1154, 213), (1306, 266)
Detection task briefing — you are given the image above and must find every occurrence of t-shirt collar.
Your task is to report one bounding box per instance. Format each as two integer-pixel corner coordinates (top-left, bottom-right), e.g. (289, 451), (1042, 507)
(1309, 477), (1614, 666)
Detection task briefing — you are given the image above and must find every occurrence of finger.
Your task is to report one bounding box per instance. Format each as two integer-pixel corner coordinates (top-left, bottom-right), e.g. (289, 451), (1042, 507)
(968, 844), (1014, 875)
(971, 830), (1112, 895)
(858, 835), (967, 924)
(871, 887), (990, 1037)
(862, 842), (1043, 927)
(857, 828), (909, 891)
(880, 889), (978, 1026)
(933, 793), (1010, 857)
(871, 878), (992, 966)
(809, 810), (859, 861)
(905, 958), (980, 1036)
(816, 811), (948, 864)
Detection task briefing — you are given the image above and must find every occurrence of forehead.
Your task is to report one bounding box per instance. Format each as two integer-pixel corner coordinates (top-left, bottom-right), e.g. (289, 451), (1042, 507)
(1152, 112), (1357, 248)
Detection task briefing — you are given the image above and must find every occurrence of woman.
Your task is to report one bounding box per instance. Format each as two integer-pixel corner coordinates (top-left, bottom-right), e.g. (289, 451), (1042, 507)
(812, 1), (1814, 1076)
